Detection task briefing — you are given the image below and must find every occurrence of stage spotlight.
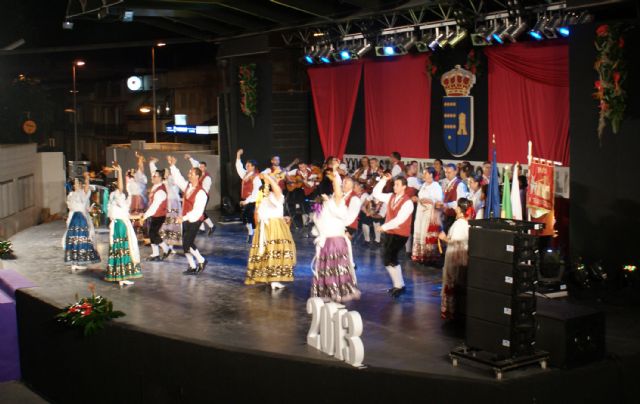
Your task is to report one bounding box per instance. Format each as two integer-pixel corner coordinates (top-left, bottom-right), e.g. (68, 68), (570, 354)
(528, 18), (546, 40)
(319, 55), (331, 63)
(356, 42), (372, 57)
(383, 46), (395, 56)
(471, 27), (490, 46)
(428, 32), (443, 51)
(557, 27), (570, 37)
(543, 15), (561, 39)
(485, 22), (503, 43)
(398, 36), (415, 53)
(62, 20), (74, 30)
(340, 50), (351, 60)
(449, 29), (468, 47)
(507, 20), (528, 42)
(416, 33), (434, 52)
(304, 55), (314, 64)
(438, 29), (455, 47)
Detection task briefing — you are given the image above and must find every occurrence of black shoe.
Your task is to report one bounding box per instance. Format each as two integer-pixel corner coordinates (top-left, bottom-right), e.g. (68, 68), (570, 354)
(208, 224), (216, 236)
(146, 255), (161, 262)
(161, 250), (171, 260)
(196, 259), (208, 274)
(390, 286), (406, 298)
(183, 267), (196, 275)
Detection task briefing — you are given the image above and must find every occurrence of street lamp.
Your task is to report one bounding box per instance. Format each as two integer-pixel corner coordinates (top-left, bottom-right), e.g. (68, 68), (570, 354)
(72, 59), (85, 161)
(151, 42), (166, 143)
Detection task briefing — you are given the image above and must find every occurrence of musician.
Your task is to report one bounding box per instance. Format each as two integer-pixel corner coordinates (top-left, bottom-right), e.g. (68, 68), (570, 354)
(353, 156), (372, 186)
(285, 161), (318, 227)
(364, 158), (383, 193)
(262, 155), (299, 191)
(390, 151), (405, 178)
(236, 149), (262, 243)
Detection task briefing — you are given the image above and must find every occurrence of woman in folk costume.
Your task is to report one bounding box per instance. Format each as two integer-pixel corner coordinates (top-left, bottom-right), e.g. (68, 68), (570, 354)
(149, 157), (180, 250)
(468, 174), (485, 219)
(245, 172), (296, 290)
(411, 167), (444, 265)
(105, 163), (142, 287)
(438, 198), (473, 320)
(310, 163), (361, 302)
(127, 153), (148, 240)
(63, 171), (100, 271)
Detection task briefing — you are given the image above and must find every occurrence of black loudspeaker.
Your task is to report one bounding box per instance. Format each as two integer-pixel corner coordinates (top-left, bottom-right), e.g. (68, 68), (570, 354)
(469, 227), (538, 264)
(468, 257), (537, 295)
(467, 288), (536, 327)
(466, 317), (536, 357)
(536, 299), (606, 368)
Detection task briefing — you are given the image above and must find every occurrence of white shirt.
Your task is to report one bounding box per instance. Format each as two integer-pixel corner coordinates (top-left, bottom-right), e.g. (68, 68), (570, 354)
(372, 178), (415, 232)
(67, 190), (90, 213)
(189, 157), (212, 193)
(391, 163), (403, 178)
(444, 178), (470, 210)
(257, 193), (284, 222)
(418, 181), (444, 203)
(142, 183), (167, 220)
(407, 175), (423, 191)
(315, 198), (348, 238)
(343, 191), (362, 227)
(236, 159), (262, 203)
(108, 190), (131, 221)
(169, 165), (207, 223)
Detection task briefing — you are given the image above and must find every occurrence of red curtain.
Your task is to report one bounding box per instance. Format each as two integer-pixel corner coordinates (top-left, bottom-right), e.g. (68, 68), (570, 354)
(364, 54), (431, 158)
(308, 62), (362, 159)
(486, 41), (569, 165)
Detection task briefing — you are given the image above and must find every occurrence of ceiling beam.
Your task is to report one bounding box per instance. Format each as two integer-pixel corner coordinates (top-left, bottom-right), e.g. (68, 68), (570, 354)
(136, 17), (215, 41)
(162, 16), (236, 35)
(269, 0), (344, 19)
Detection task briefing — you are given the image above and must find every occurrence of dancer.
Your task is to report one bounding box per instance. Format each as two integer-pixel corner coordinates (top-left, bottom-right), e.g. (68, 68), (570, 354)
(411, 167), (444, 265)
(127, 153), (148, 240)
(185, 154), (216, 235)
(150, 157), (180, 250)
(140, 167), (172, 261)
(438, 198), (473, 320)
(105, 163), (142, 286)
(236, 149), (262, 243)
(372, 173), (415, 298)
(168, 156), (208, 275)
(310, 163), (360, 302)
(63, 172), (100, 271)
(245, 173), (296, 289)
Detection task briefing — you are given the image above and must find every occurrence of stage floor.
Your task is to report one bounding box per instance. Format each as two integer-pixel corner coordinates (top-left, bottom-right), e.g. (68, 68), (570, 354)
(6, 217), (640, 382)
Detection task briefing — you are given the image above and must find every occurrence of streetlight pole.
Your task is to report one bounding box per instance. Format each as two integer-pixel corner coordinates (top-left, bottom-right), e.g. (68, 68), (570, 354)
(72, 60), (85, 161)
(151, 42), (165, 143)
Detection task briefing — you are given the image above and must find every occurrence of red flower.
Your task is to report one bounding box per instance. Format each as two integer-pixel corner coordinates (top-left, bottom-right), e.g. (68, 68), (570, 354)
(431, 66), (437, 75)
(596, 25), (609, 37)
(600, 101), (609, 111)
(613, 72), (621, 85)
(594, 80), (602, 91)
(468, 49), (475, 58)
(618, 37), (624, 48)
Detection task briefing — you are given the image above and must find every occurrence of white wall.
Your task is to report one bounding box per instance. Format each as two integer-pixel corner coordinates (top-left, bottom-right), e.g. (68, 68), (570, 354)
(36, 152), (66, 217)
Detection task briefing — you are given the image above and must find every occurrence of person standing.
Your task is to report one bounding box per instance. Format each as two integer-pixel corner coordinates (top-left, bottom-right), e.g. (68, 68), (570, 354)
(438, 198), (473, 320)
(310, 164), (360, 302)
(185, 154), (216, 235)
(245, 173), (296, 289)
(342, 177), (362, 238)
(140, 168), (172, 261)
(438, 163), (468, 232)
(149, 157), (180, 250)
(105, 163), (142, 287)
(169, 156), (208, 275)
(372, 173), (415, 298)
(412, 167), (444, 265)
(63, 172), (100, 271)
(236, 149), (262, 243)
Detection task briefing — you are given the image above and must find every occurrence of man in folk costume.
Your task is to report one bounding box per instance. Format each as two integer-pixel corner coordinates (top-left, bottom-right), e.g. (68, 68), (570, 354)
(168, 156), (208, 275)
(389, 151), (405, 178)
(342, 177), (363, 238)
(236, 149), (262, 243)
(285, 160), (318, 227)
(185, 154), (216, 235)
(140, 168), (172, 261)
(372, 173), (415, 298)
(438, 163), (469, 232)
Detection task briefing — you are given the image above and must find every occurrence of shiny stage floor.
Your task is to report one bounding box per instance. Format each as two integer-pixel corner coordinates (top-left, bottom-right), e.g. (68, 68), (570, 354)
(6, 217), (640, 381)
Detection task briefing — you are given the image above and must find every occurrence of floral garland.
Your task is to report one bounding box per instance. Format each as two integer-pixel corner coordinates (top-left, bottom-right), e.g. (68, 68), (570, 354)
(239, 64), (258, 127)
(593, 23), (628, 139)
(56, 284), (125, 336)
(464, 48), (482, 77)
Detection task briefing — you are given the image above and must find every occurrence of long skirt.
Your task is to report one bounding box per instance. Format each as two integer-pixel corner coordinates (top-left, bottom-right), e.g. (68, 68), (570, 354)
(159, 200), (182, 246)
(105, 219), (143, 282)
(440, 242), (468, 320)
(311, 236), (360, 302)
(412, 204), (441, 264)
(64, 212), (100, 265)
(245, 218), (296, 285)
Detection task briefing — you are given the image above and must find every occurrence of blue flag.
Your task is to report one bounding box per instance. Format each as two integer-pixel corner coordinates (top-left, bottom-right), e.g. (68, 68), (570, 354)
(484, 146), (501, 219)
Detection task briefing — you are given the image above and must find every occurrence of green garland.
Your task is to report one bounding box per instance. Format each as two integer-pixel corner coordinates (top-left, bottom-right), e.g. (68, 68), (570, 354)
(56, 284), (125, 337)
(239, 64), (258, 127)
(464, 48), (482, 77)
(0, 240), (15, 259)
(593, 23), (628, 140)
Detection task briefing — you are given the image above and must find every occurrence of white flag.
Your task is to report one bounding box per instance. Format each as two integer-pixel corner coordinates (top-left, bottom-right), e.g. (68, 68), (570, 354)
(511, 164), (523, 220)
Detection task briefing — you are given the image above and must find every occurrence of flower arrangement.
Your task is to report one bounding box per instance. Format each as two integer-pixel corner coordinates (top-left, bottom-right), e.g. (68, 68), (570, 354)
(239, 64), (258, 127)
(56, 283), (125, 336)
(0, 240), (16, 259)
(593, 23), (628, 140)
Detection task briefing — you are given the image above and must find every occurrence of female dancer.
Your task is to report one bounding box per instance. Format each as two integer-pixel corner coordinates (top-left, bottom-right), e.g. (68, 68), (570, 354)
(63, 172), (100, 271)
(438, 198), (473, 320)
(105, 163), (143, 287)
(310, 163), (360, 302)
(411, 167), (444, 265)
(245, 173), (296, 289)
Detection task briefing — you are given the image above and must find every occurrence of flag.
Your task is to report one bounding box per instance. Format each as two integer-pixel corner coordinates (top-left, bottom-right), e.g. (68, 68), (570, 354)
(511, 164), (523, 220)
(501, 167), (512, 219)
(484, 146), (501, 219)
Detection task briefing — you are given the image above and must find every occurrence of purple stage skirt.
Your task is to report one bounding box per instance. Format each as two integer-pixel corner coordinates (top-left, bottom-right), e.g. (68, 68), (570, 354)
(311, 236), (360, 302)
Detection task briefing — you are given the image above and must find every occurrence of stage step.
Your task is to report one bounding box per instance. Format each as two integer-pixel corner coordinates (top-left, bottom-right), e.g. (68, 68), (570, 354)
(0, 288), (20, 382)
(0, 269), (36, 299)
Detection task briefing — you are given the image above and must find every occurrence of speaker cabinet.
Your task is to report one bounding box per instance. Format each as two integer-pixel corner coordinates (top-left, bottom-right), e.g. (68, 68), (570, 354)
(468, 257), (537, 295)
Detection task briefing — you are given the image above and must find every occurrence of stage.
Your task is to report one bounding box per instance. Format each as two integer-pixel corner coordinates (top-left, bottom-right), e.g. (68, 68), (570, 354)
(6, 218), (640, 403)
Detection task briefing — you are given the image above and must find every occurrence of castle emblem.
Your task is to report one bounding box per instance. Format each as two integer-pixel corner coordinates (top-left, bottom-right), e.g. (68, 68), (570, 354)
(441, 65), (476, 157)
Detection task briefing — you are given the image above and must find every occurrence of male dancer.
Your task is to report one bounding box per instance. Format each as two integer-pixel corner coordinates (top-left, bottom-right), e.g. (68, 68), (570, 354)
(236, 149), (262, 243)
(372, 173), (415, 298)
(168, 156), (208, 275)
(185, 154), (215, 235)
(140, 168), (172, 261)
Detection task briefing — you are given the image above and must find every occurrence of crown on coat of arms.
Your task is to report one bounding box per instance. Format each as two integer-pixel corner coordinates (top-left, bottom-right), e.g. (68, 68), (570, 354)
(441, 65), (476, 97)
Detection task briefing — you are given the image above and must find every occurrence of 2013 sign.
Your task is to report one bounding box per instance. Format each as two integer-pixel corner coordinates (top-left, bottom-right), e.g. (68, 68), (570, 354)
(306, 298), (364, 367)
